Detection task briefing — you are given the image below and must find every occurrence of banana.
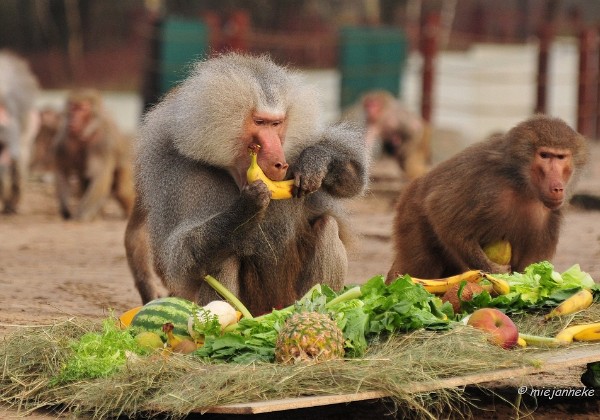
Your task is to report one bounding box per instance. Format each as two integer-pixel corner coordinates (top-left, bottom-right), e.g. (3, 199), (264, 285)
(410, 270), (484, 294)
(483, 273), (511, 295)
(483, 240), (512, 265)
(545, 289), (594, 320)
(555, 322), (600, 344)
(518, 333), (565, 348)
(516, 336), (528, 348)
(162, 322), (198, 354)
(247, 144), (294, 200)
(162, 322), (183, 348)
(573, 325), (600, 342)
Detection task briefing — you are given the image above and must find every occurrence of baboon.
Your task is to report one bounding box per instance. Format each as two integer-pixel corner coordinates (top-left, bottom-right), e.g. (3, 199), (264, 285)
(342, 90), (430, 180)
(30, 107), (62, 177)
(54, 89), (135, 221)
(387, 114), (588, 281)
(125, 53), (369, 313)
(0, 50), (40, 213)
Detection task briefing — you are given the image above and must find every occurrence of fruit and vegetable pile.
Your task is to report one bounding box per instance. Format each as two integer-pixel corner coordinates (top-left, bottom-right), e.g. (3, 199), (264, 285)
(117, 261), (600, 365)
(1, 261), (600, 418)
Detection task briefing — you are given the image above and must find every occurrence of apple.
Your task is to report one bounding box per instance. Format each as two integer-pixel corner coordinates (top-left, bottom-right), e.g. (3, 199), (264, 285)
(467, 308), (519, 349)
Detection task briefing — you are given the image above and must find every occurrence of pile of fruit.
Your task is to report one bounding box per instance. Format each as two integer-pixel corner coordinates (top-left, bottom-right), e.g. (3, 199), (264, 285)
(54, 259), (599, 384)
(120, 273), (452, 364)
(126, 260), (600, 358)
(413, 262), (600, 349)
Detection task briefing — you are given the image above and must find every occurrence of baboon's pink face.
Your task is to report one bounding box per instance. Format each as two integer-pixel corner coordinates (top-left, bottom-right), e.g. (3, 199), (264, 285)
(530, 147), (573, 209)
(240, 111), (289, 181)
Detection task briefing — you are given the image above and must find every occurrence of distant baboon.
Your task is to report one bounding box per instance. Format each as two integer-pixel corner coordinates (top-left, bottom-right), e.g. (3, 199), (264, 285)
(30, 107), (61, 177)
(387, 114), (588, 281)
(125, 53), (369, 313)
(54, 89), (135, 221)
(0, 50), (40, 213)
(342, 90), (430, 180)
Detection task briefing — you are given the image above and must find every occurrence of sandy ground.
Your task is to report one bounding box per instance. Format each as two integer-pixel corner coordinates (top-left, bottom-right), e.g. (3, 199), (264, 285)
(1, 143), (600, 418)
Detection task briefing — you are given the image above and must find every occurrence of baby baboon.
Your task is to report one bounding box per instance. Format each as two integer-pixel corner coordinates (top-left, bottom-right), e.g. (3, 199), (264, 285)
(126, 53), (369, 313)
(387, 114), (588, 281)
(54, 89), (135, 221)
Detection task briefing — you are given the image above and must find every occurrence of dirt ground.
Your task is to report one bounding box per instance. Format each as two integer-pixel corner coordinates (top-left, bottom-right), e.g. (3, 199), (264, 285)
(1, 143), (600, 419)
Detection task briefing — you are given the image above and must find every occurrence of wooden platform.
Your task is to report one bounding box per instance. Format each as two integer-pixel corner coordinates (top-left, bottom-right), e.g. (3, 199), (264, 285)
(205, 344), (600, 415)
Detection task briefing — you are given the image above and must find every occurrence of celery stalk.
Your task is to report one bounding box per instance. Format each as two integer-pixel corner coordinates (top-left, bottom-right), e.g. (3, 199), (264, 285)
(204, 275), (253, 320)
(325, 286), (362, 309)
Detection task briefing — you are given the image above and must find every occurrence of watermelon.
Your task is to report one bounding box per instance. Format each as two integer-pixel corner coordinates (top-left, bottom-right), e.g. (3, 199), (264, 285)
(130, 297), (195, 340)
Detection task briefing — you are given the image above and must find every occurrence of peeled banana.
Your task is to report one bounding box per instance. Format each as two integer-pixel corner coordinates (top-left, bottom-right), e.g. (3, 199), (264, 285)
(545, 289), (594, 320)
(483, 273), (511, 295)
(246, 144), (294, 200)
(555, 322), (600, 344)
(483, 240), (512, 265)
(410, 270), (484, 294)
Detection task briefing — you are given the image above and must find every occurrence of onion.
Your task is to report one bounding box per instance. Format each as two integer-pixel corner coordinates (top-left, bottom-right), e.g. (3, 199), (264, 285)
(188, 300), (239, 337)
(203, 300), (238, 328)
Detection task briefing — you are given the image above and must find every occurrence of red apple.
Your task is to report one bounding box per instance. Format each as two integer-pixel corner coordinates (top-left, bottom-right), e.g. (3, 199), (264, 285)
(467, 308), (519, 349)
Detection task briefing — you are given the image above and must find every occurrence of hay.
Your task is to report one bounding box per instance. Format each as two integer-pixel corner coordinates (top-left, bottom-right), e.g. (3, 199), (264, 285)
(513, 301), (600, 337)
(0, 316), (538, 420)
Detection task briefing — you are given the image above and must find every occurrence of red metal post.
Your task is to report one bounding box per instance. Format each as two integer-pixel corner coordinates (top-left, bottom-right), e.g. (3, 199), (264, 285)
(420, 13), (440, 124)
(577, 28), (599, 137)
(535, 23), (553, 114)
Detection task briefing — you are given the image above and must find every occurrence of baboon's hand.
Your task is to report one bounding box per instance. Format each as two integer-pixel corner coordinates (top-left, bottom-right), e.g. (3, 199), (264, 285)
(489, 262), (511, 274)
(241, 180), (271, 211)
(291, 152), (329, 198)
(293, 170), (327, 198)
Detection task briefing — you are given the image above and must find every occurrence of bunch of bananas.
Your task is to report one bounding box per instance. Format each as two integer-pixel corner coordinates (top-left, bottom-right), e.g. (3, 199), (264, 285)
(409, 270), (511, 296)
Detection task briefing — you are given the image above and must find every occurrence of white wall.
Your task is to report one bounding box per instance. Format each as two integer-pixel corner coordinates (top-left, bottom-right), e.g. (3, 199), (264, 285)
(401, 38), (579, 144)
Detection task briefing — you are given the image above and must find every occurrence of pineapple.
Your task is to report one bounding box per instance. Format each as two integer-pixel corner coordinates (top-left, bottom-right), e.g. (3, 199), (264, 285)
(275, 312), (345, 364)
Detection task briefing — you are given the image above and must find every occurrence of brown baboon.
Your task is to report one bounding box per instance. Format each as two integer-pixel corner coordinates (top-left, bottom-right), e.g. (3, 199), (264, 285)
(342, 90), (430, 180)
(387, 114), (588, 281)
(0, 50), (40, 213)
(125, 53), (369, 313)
(54, 89), (135, 221)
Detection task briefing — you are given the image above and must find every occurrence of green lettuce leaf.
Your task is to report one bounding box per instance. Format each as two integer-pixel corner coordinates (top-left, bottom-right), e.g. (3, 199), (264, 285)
(490, 261), (597, 311)
(54, 318), (144, 383)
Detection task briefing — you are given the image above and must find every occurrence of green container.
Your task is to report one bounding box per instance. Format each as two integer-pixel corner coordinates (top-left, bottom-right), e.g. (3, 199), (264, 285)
(159, 17), (208, 94)
(339, 26), (407, 109)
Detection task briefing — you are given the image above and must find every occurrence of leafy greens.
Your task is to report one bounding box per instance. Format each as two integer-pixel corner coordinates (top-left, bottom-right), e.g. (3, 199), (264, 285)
(461, 261), (598, 314)
(195, 275), (452, 363)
